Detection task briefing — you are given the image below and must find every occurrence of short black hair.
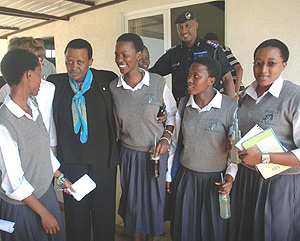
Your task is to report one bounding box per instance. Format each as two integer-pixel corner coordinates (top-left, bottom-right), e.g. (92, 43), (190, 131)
(1, 49), (40, 86)
(116, 33), (144, 53)
(64, 38), (93, 59)
(204, 32), (219, 41)
(193, 56), (221, 80)
(254, 39), (289, 62)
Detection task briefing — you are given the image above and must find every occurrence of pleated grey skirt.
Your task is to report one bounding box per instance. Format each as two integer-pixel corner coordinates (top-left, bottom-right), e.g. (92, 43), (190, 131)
(171, 166), (227, 241)
(0, 185), (66, 241)
(118, 145), (168, 236)
(229, 164), (300, 241)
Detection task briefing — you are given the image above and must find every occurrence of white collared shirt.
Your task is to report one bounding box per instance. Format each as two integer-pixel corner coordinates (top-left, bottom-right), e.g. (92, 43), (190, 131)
(167, 90), (238, 182)
(244, 75), (284, 104)
(186, 89), (223, 112)
(0, 96), (60, 201)
(0, 80), (57, 146)
(244, 75), (300, 161)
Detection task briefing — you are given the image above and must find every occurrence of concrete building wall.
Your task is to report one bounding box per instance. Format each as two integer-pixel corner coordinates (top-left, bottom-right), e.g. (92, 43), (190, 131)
(226, 0), (300, 85)
(0, 40), (8, 74)
(0, 0), (298, 86)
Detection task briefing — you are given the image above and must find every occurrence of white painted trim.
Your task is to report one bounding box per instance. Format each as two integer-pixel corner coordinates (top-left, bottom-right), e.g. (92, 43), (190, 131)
(224, 0), (228, 45)
(122, 0), (223, 50)
(121, 0), (223, 90)
(122, 0), (216, 18)
(163, 9), (171, 51)
(123, 9), (170, 50)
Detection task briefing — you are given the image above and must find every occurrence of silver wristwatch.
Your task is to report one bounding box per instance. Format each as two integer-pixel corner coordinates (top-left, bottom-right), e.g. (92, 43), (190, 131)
(261, 153), (270, 164)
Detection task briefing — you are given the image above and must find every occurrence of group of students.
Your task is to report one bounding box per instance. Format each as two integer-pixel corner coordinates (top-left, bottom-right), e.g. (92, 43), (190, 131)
(0, 31), (299, 241)
(114, 34), (300, 241)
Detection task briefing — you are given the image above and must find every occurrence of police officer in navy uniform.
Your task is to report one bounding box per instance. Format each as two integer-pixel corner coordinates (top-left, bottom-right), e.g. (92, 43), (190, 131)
(149, 11), (234, 102)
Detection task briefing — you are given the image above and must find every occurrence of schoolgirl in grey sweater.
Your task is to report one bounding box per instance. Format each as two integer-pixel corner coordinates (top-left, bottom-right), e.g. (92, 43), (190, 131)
(0, 49), (73, 241)
(170, 56), (237, 241)
(229, 39), (300, 241)
(111, 33), (176, 241)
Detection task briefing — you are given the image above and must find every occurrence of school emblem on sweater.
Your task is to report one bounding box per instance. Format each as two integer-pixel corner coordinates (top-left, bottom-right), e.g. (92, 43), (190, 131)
(263, 114), (273, 123)
(262, 110), (277, 124)
(145, 96), (153, 103)
(208, 121), (218, 130)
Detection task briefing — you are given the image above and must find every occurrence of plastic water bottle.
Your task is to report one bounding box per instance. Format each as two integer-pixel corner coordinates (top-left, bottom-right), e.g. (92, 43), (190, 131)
(150, 134), (160, 178)
(219, 193), (231, 219)
(219, 173), (231, 219)
(231, 129), (242, 164)
(230, 108), (242, 164)
(150, 153), (160, 178)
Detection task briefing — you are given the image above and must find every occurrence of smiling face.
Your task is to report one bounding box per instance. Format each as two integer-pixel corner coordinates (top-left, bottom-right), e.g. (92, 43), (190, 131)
(115, 41), (141, 75)
(138, 46), (150, 70)
(176, 19), (198, 47)
(187, 62), (215, 96)
(65, 48), (93, 83)
(253, 46), (287, 89)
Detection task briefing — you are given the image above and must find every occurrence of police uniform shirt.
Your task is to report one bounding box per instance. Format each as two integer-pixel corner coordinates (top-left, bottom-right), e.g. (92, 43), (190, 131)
(149, 37), (232, 101)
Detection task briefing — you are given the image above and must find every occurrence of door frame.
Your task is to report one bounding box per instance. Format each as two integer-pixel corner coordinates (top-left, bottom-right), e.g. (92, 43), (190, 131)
(123, 9), (171, 52)
(121, 0), (219, 52)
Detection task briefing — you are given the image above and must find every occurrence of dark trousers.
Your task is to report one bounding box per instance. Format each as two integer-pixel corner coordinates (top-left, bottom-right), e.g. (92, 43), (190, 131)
(62, 162), (117, 241)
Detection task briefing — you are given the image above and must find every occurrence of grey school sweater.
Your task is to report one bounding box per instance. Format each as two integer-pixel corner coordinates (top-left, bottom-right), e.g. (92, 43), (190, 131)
(239, 80), (300, 175)
(0, 100), (53, 205)
(179, 94), (237, 172)
(110, 73), (165, 152)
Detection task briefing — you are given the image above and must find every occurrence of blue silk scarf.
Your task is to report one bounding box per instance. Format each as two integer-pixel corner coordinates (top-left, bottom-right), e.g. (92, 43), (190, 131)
(68, 68), (93, 143)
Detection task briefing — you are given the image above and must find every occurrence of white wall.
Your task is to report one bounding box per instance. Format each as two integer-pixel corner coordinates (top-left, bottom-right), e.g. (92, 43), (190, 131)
(0, 40), (8, 74)
(1, 0), (299, 87)
(4, 0), (186, 74)
(226, 0), (300, 86)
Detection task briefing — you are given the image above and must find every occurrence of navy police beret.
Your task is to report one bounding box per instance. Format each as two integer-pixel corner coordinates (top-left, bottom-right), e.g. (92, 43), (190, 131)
(174, 11), (196, 24)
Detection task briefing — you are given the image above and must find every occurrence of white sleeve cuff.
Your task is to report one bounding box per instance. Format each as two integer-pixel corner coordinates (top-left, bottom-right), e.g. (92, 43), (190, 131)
(166, 143), (176, 182)
(6, 177), (34, 201)
(166, 172), (172, 182)
(163, 84), (177, 127)
(291, 149), (300, 161)
(50, 149), (60, 173)
(225, 163), (238, 180)
(50, 138), (57, 147)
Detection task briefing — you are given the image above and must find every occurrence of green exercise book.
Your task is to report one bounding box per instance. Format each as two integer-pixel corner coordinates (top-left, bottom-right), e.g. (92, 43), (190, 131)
(242, 128), (291, 179)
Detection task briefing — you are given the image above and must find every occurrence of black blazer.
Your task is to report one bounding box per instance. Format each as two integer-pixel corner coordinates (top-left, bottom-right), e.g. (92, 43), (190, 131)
(47, 68), (119, 168)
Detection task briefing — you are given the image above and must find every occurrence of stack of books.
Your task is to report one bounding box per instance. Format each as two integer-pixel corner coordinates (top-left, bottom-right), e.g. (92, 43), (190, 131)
(236, 125), (291, 179)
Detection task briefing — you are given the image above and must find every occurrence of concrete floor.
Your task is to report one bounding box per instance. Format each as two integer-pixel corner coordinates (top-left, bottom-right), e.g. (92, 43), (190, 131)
(115, 221), (172, 241)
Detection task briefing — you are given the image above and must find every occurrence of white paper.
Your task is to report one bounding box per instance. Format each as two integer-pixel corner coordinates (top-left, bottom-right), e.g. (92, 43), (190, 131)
(67, 174), (96, 201)
(0, 219), (15, 233)
(235, 124), (264, 150)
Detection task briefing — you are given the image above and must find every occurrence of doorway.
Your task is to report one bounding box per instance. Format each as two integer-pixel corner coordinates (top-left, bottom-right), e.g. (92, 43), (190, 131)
(171, 1), (225, 46)
(123, 1), (225, 88)
(42, 37), (56, 66)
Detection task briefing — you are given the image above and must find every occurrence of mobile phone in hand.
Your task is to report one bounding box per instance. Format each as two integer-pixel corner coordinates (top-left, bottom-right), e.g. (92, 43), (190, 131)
(157, 103), (166, 117)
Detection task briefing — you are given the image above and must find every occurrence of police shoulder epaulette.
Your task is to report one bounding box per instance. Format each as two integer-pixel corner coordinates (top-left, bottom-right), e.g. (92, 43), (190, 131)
(206, 40), (219, 48)
(166, 45), (178, 53)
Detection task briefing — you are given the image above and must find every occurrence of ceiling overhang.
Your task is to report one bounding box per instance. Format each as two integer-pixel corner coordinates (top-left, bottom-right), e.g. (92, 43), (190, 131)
(0, 0), (127, 39)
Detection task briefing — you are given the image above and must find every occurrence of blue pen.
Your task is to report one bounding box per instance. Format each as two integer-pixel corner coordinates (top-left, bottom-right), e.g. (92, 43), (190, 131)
(56, 188), (64, 191)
